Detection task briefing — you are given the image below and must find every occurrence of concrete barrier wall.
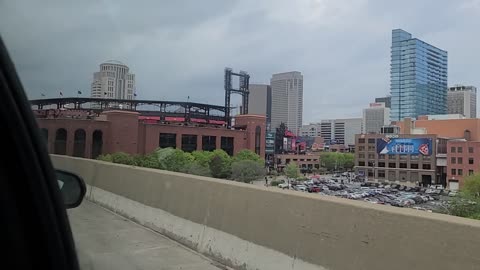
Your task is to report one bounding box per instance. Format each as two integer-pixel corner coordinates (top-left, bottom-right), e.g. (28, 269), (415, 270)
(52, 155), (480, 270)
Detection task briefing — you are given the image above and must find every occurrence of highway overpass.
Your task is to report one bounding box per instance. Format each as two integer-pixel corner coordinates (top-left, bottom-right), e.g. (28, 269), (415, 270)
(54, 155), (480, 270)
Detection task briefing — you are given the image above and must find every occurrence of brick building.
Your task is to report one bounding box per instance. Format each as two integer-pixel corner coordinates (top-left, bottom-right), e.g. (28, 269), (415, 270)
(446, 140), (480, 190)
(355, 134), (443, 186)
(36, 110), (266, 158)
(394, 116), (480, 189)
(275, 154), (320, 171)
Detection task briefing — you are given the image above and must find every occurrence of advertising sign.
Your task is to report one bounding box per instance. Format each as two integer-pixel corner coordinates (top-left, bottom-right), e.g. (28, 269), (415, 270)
(376, 137), (432, 156)
(265, 132), (275, 154)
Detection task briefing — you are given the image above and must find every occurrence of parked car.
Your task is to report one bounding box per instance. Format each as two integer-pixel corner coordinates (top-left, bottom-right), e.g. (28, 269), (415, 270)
(278, 182), (289, 189)
(308, 186), (321, 193)
(295, 184), (307, 192)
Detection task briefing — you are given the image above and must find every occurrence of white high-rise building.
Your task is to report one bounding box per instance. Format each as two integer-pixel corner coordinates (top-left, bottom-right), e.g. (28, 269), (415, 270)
(91, 61), (135, 100)
(447, 85), (477, 118)
(270, 71), (303, 135)
(363, 103), (390, 134)
(300, 118), (362, 146)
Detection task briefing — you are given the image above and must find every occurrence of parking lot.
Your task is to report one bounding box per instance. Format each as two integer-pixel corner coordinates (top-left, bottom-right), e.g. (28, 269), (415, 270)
(276, 175), (454, 213)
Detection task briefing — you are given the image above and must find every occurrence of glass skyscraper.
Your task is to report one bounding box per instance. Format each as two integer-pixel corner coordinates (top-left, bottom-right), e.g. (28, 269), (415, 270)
(390, 29), (448, 121)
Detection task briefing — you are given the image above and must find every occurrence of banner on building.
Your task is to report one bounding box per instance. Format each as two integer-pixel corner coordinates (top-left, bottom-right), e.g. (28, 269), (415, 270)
(376, 137), (432, 156)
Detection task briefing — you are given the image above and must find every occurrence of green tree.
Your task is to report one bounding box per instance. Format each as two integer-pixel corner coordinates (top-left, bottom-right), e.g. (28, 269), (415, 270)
(320, 152), (336, 171)
(155, 148), (194, 172)
(233, 149), (263, 165)
(285, 162), (300, 179)
(132, 153), (160, 169)
(209, 149), (232, 178)
(446, 174), (480, 220)
(97, 154), (113, 162)
(231, 160), (265, 183)
(463, 174), (480, 197)
(110, 152), (135, 165)
(181, 161), (211, 177)
(191, 150), (214, 168)
(343, 153), (354, 170)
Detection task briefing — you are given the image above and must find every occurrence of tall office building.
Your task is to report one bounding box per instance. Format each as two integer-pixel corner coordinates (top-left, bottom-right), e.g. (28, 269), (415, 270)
(300, 118), (362, 146)
(390, 29), (448, 121)
(270, 71), (303, 135)
(447, 85), (477, 118)
(91, 60), (136, 100)
(375, 96), (391, 108)
(363, 103), (390, 134)
(248, 84), (272, 128)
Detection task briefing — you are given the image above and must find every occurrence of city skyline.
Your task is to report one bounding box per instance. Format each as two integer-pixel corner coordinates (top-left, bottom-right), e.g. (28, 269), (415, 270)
(2, 1), (479, 123)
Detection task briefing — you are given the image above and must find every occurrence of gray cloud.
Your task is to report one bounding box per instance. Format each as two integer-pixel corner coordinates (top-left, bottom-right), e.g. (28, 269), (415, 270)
(1, 0), (479, 123)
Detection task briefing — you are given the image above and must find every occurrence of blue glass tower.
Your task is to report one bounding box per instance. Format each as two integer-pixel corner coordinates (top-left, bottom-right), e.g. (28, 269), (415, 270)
(390, 29), (448, 121)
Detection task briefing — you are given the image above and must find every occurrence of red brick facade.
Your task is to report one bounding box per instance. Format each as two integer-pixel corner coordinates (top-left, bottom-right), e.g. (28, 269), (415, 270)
(36, 110), (266, 158)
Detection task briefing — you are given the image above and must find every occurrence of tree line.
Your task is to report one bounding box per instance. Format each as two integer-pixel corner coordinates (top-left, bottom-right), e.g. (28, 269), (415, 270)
(97, 148), (265, 183)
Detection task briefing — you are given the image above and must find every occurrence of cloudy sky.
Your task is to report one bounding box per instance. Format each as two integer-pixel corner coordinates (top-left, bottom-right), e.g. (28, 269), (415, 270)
(1, 0), (479, 123)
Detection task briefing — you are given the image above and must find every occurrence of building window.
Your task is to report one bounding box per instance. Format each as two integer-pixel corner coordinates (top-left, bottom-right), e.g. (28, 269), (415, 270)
(423, 164), (431, 170)
(255, 126), (261, 155)
(358, 153), (365, 158)
(358, 161), (365, 166)
(159, 133), (177, 148)
(181, 135), (197, 153)
(378, 162), (385, 167)
(400, 163), (407, 168)
(388, 163), (396, 168)
(91, 130), (103, 159)
(469, 158), (474, 165)
(458, 169), (463, 176)
(451, 169), (456, 175)
(54, 128), (67, 155)
(469, 170), (474, 176)
(368, 154), (375, 159)
(378, 170), (385, 178)
(469, 147), (474, 153)
(368, 170), (374, 177)
(451, 147), (456, 153)
(202, 136), (216, 151)
(378, 154), (385, 160)
(73, 129), (86, 158)
(221, 137), (234, 156)
(367, 138), (375, 143)
(359, 146), (365, 151)
(388, 155), (395, 160)
(458, 157), (463, 164)
(458, 147), (463, 153)
(411, 155), (419, 160)
(399, 155), (407, 160)
(358, 138), (365, 143)
(368, 146), (375, 151)
(410, 163), (418, 169)
(451, 157), (456, 164)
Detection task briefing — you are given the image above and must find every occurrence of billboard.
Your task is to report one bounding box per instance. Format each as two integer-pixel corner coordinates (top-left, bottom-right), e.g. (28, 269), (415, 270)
(265, 132), (275, 154)
(376, 137), (432, 156)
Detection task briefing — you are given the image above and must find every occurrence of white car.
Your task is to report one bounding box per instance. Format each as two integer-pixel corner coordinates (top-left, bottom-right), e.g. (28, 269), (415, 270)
(278, 182), (289, 189)
(295, 185), (307, 192)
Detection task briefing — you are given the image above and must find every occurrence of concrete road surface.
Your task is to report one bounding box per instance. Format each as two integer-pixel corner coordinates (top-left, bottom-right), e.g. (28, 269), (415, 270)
(68, 200), (225, 270)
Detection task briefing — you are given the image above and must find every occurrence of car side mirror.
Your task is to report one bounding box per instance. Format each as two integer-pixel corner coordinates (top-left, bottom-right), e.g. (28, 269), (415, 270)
(55, 170), (86, 209)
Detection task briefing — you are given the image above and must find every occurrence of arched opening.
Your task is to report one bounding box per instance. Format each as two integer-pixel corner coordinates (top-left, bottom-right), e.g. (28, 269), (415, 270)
(255, 126), (261, 155)
(464, 129), (471, 141)
(54, 128), (67, 155)
(91, 130), (103, 159)
(73, 129), (86, 157)
(40, 128), (48, 145)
